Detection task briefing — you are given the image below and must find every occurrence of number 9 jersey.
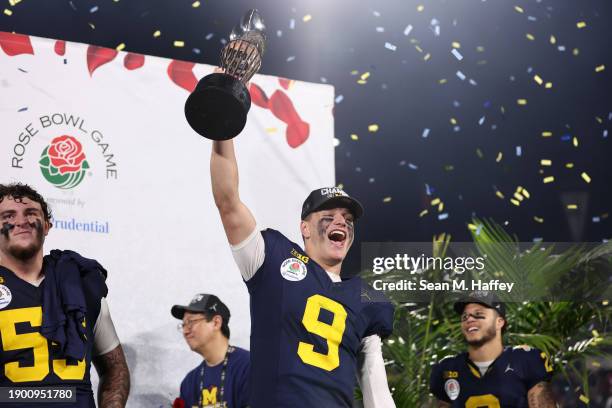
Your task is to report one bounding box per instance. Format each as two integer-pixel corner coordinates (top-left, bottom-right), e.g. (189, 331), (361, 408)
(429, 345), (554, 407)
(245, 229), (394, 408)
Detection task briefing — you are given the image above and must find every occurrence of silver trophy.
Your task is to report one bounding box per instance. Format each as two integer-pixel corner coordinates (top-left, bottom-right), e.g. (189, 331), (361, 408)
(185, 9), (267, 140)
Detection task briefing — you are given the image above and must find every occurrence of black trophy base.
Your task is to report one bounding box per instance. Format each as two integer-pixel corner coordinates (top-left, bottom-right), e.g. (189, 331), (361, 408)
(184, 73), (252, 140)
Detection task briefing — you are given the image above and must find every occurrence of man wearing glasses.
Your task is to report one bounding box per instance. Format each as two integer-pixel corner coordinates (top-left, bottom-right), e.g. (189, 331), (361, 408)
(171, 294), (250, 408)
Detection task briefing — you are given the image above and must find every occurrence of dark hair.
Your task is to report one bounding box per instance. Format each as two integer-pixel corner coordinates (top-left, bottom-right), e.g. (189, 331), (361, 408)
(204, 313), (230, 339)
(0, 183), (52, 221)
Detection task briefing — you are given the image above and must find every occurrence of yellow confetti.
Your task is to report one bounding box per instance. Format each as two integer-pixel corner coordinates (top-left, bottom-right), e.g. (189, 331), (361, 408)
(337, 183), (344, 189)
(516, 186), (523, 193)
(303, 14), (312, 22)
(450, 118), (457, 125)
(595, 64), (605, 72)
(526, 33), (535, 41)
(517, 99), (527, 105)
(417, 4), (424, 12)
(540, 159), (552, 166)
(603, 300), (609, 306)
(468, 223), (478, 231)
(476, 148), (484, 159)
(534, 216), (544, 223)
(549, 35), (556, 44)
(545, 82), (553, 88)
(4, 8), (13, 15)
(88, 22), (96, 30)
(567, 204), (578, 210)
(514, 6), (524, 13)
(543, 176), (555, 184)
(368, 124), (379, 132)
(436, 203), (443, 212)
(423, 53), (431, 61)
(350, 70), (359, 75)
(192, 1), (200, 7)
(495, 152), (503, 162)
(419, 209), (429, 217)
(415, 45), (423, 53)
(383, 197), (392, 203)
(452, 42), (461, 49)
(576, 21), (587, 29)
(573, 137), (579, 147)
(581, 172), (591, 183)
(360, 72), (370, 80)
(592, 329), (600, 337)
(9, 0), (21, 5)
(431, 198), (441, 206)
(566, 162), (574, 168)
(513, 192), (524, 201)
(521, 188), (530, 198)
(533, 75), (543, 85)
(495, 191), (505, 199)
(350, 134), (359, 141)
(116, 43), (126, 51)
(357, 79), (367, 85)
(174, 40), (185, 47)
(579, 395), (589, 404)
(439, 78), (448, 84)
(265, 127), (278, 134)
(596, 116), (603, 123)
(153, 30), (161, 38)
(510, 199), (520, 206)
(476, 46), (485, 52)
(572, 48), (579, 56)
(541, 131), (552, 137)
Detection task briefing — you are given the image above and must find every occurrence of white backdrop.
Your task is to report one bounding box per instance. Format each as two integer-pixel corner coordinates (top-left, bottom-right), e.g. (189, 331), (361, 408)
(0, 32), (335, 406)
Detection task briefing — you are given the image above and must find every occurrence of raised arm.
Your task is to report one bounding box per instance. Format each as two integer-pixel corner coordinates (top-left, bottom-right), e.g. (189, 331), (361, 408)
(211, 139), (256, 245)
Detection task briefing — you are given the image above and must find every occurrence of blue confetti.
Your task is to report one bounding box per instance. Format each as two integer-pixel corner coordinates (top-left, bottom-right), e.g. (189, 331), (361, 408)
(453, 126), (461, 132)
(422, 128), (430, 138)
(451, 49), (463, 61)
(604, 130), (608, 138)
(403, 25), (413, 36)
(90, 6), (98, 13)
(408, 163), (418, 170)
(561, 134), (571, 142)
(438, 213), (449, 220)
(478, 116), (485, 125)
(516, 146), (522, 156)
(593, 216), (601, 223)
(335, 95), (344, 104)
(527, 16), (537, 21)
(289, 19), (295, 29)
(456, 71), (466, 81)
(483, 101), (491, 108)
(425, 183), (434, 195)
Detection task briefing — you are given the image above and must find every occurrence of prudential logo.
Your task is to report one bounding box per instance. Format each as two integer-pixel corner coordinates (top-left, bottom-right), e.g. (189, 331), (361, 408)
(39, 135), (90, 189)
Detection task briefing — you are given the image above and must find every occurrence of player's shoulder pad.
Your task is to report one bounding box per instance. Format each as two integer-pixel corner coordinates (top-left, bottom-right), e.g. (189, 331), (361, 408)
(434, 352), (464, 370)
(510, 344), (543, 358)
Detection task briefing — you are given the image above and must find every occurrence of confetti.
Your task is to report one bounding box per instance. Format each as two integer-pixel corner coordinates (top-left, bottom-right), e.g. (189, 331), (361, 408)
(576, 21), (587, 29)
(192, 1), (200, 7)
(90, 6), (99, 13)
(534, 216), (544, 223)
(17, 107), (28, 112)
(478, 116), (486, 125)
(417, 4), (424, 12)
(543, 176), (555, 183)
(403, 25), (413, 36)
(385, 42), (397, 51)
(408, 163), (418, 170)
(510, 199), (520, 206)
(116, 43), (126, 51)
(573, 137), (579, 147)
(376, 27), (385, 33)
(514, 5), (524, 13)
(545, 82), (553, 88)
(4, 9), (13, 15)
(350, 134), (359, 140)
(361, 72), (371, 80)
(9, 0), (21, 5)
(368, 124), (379, 132)
(516, 146), (522, 156)
(533, 75), (543, 85)
(542, 131), (552, 137)
(286, 56), (295, 62)
(333, 138), (340, 147)
(335, 95), (344, 104)
(549, 35), (556, 44)
(581, 172), (591, 183)
(153, 30), (161, 38)
(526, 33), (535, 41)
(540, 159), (552, 166)
(567, 204), (578, 210)
(174, 40), (185, 47)
(517, 99), (527, 105)
(383, 197), (392, 203)
(451, 49), (463, 61)
(265, 127), (278, 134)
(205, 33), (214, 40)
(422, 128), (430, 138)
(595, 65), (605, 72)
(566, 162), (574, 168)
(289, 19), (295, 29)
(456, 71), (466, 80)
(496, 152), (503, 162)
(438, 213), (449, 220)
(431, 198), (441, 206)
(419, 209), (428, 217)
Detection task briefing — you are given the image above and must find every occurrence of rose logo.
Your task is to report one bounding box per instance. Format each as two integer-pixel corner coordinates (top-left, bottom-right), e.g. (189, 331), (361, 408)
(39, 135), (90, 189)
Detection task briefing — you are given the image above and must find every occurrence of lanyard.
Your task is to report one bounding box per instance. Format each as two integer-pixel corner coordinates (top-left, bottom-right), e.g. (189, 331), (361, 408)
(198, 346), (234, 407)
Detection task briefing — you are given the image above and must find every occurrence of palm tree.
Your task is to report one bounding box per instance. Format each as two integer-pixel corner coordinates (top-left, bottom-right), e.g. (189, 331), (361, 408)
(367, 219), (612, 406)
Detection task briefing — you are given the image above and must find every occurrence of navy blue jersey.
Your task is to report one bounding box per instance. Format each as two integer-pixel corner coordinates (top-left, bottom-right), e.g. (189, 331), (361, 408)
(179, 346), (250, 408)
(246, 229), (394, 408)
(430, 346), (554, 407)
(0, 255), (106, 408)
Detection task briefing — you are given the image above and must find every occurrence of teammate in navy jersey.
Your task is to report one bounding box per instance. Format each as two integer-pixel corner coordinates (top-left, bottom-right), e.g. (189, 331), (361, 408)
(429, 292), (555, 407)
(210, 139), (395, 407)
(0, 183), (129, 407)
(172, 293), (250, 408)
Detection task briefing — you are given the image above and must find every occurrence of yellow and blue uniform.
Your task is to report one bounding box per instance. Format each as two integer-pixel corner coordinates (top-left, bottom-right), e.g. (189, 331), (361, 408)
(246, 229), (394, 408)
(429, 346), (554, 407)
(0, 251), (107, 407)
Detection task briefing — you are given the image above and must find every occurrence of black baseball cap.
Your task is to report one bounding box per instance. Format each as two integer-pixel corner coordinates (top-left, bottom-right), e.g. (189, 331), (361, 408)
(301, 187), (364, 220)
(171, 293), (231, 322)
(453, 291), (506, 318)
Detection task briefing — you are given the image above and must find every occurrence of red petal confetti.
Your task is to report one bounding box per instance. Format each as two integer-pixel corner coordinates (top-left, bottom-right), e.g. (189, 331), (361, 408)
(268, 90), (309, 148)
(54, 40), (66, 56)
(87, 45), (118, 76)
(0, 32), (34, 56)
(278, 77), (293, 90)
(167, 60), (197, 92)
(249, 83), (269, 108)
(124, 53), (145, 70)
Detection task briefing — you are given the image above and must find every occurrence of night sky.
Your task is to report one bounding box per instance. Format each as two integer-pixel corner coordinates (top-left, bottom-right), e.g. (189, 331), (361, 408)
(2, 0), (610, 270)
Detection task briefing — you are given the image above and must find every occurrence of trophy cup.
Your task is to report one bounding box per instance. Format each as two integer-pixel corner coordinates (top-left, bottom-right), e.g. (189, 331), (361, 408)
(184, 9), (267, 140)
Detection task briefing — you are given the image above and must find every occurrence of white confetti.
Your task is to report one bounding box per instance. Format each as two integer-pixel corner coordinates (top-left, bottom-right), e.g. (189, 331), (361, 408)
(469, 79), (478, 86)
(90, 5), (98, 13)
(289, 19), (295, 29)
(593, 216), (601, 223)
(376, 27), (385, 33)
(478, 116), (485, 125)
(385, 42), (397, 51)
(451, 48), (463, 61)
(373, 10), (381, 17)
(456, 71), (466, 80)
(333, 138), (340, 147)
(434, 25), (440, 36)
(558, 45), (566, 51)
(516, 146), (522, 156)
(276, 30), (282, 37)
(422, 128), (430, 138)
(408, 163), (418, 170)
(335, 95), (344, 104)
(438, 213), (449, 220)
(205, 33), (214, 40)
(403, 25), (413, 36)
(604, 130), (608, 138)
(286, 56), (295, 62)
(528, 16), (537, 21)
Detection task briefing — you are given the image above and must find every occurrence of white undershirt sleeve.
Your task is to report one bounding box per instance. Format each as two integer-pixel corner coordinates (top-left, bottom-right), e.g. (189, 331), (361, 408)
(358, 334), (396, 408)
(230, 227), (265, 281)
(92, 298), (121, 356)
